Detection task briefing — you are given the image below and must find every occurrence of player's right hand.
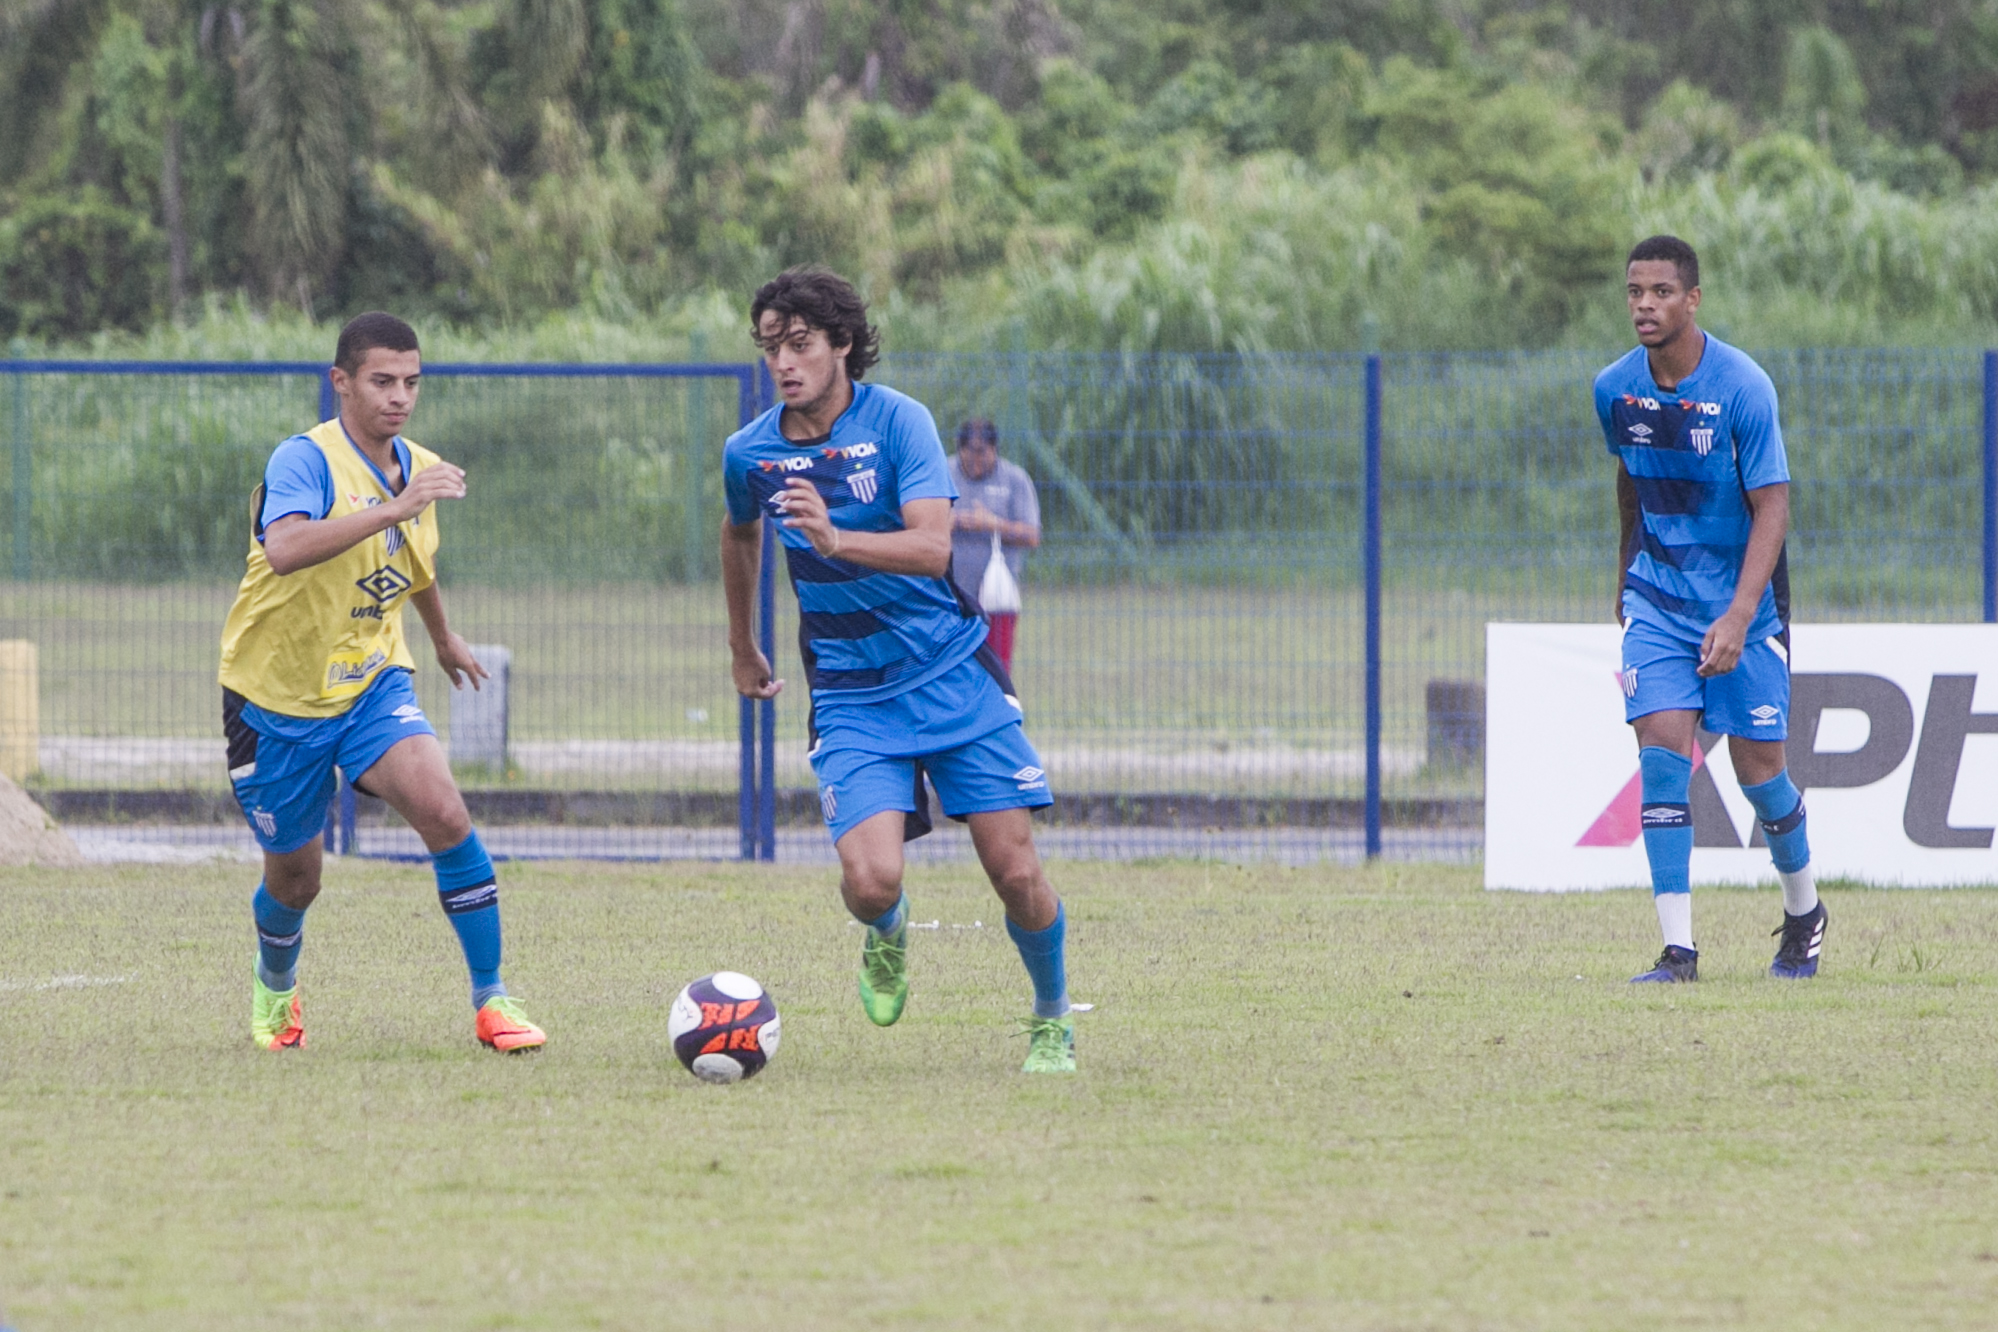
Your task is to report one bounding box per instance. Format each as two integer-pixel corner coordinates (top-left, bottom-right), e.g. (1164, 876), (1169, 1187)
(393, 463), (467, 520)
(732, 650), (784, 700)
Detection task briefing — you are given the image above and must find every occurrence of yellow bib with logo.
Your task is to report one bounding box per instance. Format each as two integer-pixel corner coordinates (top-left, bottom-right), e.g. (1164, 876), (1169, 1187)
(218, 420), (442, 717)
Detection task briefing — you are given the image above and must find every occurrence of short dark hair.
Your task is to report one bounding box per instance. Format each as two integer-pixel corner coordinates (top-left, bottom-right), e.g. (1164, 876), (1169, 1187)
(956, 418), (998, 449)
(334, 311), (419, 374)
(1626, 235), (1699, 291)
(749, 267), (881, 380)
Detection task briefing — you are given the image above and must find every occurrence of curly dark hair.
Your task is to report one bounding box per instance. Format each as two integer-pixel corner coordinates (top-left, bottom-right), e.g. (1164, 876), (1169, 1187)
(749, 267), (881, 380)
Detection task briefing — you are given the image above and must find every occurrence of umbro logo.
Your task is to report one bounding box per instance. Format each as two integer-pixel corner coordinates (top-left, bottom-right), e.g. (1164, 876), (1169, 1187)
(1750, 704), (1781, 726)
(355, 565), (413, 604)
(1013, 765), (1047, 791)
(1627, 423), (1653, 440)
(392, 704), (426, 724)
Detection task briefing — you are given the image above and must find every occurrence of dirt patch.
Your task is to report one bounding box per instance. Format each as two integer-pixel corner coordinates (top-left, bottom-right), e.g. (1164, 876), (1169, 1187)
(0, 773), (84, 866)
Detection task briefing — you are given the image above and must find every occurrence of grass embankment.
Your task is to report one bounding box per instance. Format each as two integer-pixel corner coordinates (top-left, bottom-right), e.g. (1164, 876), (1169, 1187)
(3, 861), (1996, 1329)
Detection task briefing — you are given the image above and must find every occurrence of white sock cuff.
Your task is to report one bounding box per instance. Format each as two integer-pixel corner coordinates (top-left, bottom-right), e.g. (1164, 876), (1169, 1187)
(1654, 892), (1694, 951)
(1778, 865), (1819, 917)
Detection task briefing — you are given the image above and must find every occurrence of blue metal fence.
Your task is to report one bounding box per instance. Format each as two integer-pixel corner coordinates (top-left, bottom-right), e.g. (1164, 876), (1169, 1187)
(0, 349), (1991, 865)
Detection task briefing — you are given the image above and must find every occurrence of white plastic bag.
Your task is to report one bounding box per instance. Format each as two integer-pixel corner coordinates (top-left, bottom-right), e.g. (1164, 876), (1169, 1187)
(977, 530), (1021, 613)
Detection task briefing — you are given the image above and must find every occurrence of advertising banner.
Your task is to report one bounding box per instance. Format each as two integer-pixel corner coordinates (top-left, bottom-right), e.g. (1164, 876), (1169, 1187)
(1486, 623), (1998, 890)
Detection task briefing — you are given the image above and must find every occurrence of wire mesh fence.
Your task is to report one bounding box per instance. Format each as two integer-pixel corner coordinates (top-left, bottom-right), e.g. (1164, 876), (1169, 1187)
(0, 349), (1987, 864)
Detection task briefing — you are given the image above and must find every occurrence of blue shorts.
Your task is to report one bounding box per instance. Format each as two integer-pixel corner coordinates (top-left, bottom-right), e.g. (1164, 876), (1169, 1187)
(223, 668), (436, 854)
(810, 655), (1052, 844)
(1620, 617), (1790, 740)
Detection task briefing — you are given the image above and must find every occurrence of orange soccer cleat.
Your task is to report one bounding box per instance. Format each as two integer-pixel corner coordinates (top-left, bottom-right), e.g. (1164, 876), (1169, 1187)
(475, 995), (547, 1053)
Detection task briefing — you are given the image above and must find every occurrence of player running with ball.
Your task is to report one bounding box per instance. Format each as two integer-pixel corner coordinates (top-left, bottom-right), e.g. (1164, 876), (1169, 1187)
(218, 312), (545, 1052)
(1597, 235), (1826, 983)
(721, 267), (1076, 1073)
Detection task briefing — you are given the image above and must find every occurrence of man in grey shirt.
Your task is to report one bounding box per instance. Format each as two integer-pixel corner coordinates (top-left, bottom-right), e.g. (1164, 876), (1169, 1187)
(948, 419), (1040, 670)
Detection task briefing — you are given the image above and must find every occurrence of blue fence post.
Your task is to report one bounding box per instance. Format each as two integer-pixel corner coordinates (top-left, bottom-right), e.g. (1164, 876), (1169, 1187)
(758, 517), (778, 861)
(755, 361), (779, 861)
(1363, 354), (1383, 861)
(1984, 350), (1996, 624)
(737, 363), (760, 861)
(318, 369), (335, 424)
(8, 344), (27, 581)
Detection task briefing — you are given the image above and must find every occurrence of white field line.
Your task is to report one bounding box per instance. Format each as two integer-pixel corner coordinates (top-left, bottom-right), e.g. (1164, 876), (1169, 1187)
(0, 973), (134, 994)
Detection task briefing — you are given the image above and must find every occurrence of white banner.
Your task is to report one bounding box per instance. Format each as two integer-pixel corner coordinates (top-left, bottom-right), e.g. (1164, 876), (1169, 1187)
(1485, 622), (1998, 890)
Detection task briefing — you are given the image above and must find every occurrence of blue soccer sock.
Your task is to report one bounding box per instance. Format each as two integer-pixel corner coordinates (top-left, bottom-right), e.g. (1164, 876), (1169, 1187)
(252, 882), (305, 992)
(859, 893), (906, 937)
(1639, 746), (1694, 948)
(433, 830), (505, 1009)
(1741, 769), (1818, 915)
(1007, 901), (1070, 1019)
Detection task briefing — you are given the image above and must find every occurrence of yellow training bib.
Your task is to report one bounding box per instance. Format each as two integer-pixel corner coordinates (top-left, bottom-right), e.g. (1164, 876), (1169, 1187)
(218, 420), (442, 717)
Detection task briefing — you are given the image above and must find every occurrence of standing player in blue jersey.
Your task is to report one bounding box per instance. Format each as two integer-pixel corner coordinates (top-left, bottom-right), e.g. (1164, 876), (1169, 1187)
(1597, 235), (1825, 983)
(721, 267), (1075, 1073)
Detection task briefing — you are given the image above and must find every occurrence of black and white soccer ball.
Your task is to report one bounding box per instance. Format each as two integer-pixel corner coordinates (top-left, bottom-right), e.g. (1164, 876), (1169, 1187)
(669, 972), (781, 1083)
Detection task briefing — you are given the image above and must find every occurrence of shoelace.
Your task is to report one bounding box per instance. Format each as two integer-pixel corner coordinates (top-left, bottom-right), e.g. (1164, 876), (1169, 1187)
(864, 934), (905, 981)
(485, 996), (531, 1027)
(1770, 917), (1817, 957)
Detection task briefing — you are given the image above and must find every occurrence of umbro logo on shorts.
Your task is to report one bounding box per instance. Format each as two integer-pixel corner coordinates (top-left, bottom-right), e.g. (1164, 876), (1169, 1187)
(1014, 766), (1047, 791)
(392, 704), (426, 724)
(1750, 704), (1781, 725)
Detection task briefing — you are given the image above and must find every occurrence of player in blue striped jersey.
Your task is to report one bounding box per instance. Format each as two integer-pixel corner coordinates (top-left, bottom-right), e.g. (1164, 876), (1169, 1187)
(1596, 235), (1825, 982)
(721, 267), (1075, 1073)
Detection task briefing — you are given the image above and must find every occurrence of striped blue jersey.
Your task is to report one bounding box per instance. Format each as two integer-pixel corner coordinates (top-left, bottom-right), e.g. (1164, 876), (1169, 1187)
(1594, 334), (1791, 643)
(724, 381), (987, 704)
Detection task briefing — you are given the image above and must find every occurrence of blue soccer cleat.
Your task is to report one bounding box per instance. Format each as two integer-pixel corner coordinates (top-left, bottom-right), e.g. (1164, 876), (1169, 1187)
(1631, 944), (1698, 983)
(1770, 903), (1827, 979)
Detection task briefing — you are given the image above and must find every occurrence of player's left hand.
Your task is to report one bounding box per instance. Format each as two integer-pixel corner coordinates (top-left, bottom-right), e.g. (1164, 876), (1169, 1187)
(1698, 610), (1750, 677)
(437, 633), (492, 691)
(775, 477), (840, 556)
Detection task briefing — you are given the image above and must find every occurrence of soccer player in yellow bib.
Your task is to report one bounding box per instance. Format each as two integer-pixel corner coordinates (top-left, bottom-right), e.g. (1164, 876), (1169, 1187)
(218, 312), (545, 1052)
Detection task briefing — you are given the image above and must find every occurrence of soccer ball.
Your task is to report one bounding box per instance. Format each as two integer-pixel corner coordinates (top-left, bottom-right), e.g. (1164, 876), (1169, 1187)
(668, 972), (781, 1083)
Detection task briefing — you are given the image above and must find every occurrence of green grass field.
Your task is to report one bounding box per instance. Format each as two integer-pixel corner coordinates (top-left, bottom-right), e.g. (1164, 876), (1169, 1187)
(4, 860), (1997, 1330)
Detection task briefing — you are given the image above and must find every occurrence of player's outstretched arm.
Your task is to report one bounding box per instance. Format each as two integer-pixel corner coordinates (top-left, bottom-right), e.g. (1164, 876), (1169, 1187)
(721, 514), (783, 700)
(1698, 481), (1789, 678)
(263, 463), (466, 575)
(410, 584), (490, 691)
(775, 479), (951, 577)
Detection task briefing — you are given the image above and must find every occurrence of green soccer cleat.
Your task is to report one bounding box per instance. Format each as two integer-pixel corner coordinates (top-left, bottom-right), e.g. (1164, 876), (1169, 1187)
(857, 921), (909, 1027)
(252, 973), (305, 1050)
(1020, 1014), (1076, 1074)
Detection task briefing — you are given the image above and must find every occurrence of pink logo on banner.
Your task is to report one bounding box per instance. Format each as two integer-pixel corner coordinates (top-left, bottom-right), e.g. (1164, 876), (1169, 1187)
(1575, 672), (1712, 848)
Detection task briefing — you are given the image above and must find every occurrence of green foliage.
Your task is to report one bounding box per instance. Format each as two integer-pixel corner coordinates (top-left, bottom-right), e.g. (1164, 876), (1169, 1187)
(9, 1), (1998, 349)
(0, 189), (163, 338)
